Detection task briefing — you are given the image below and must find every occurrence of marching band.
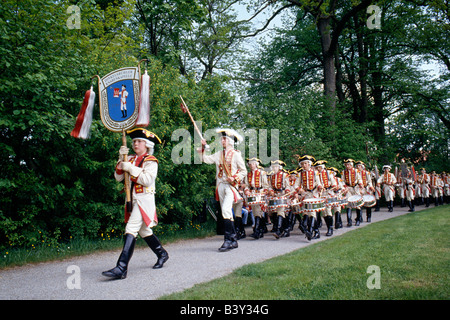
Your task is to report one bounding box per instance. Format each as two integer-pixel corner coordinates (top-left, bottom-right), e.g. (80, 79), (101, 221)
(103, 127), (449, 279)
(199, 136), (450, 246)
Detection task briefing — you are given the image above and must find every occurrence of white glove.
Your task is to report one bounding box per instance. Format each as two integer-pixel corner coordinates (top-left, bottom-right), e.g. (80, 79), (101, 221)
(119, 146), (129, 161)
(121, 161), (143, 177)
(121, 161), (132, 172)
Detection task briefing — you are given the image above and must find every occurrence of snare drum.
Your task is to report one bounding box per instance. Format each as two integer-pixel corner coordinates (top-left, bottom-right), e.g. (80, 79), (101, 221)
(247, 193), (266, 206)
(347, 195), (364, 208)
(303, 198), (325, 213)
(290, 200), (303, 214)
(268, 196), (289, 209)
(337, 194), (348, 207)
(362, 195), (376, 207)
(325, 195), (339, 207)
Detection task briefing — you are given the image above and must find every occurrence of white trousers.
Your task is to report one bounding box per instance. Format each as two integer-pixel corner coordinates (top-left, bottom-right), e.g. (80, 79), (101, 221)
(421, 184), (430, 197)
(233, 199), (243, 218)
(383, 185), (395, 201)
(250, 204), (264, 218)
(217, 182), (235, 220)
(406, 187), (415, 201)
(125, 204), (154, 238)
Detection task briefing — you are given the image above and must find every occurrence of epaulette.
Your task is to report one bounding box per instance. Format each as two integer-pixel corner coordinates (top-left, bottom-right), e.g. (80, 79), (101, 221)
(144, 155), (159, 163)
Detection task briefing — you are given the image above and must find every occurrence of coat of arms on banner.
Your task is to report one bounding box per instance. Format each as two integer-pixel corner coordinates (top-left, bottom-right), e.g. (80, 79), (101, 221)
(99, 67), (140, 132)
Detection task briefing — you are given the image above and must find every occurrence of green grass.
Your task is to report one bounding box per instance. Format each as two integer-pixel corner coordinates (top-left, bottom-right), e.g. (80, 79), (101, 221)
(161, 205), (450, 300)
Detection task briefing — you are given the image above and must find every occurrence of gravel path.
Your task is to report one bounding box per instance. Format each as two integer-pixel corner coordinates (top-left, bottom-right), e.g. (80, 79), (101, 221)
(0, 205), (428, 300)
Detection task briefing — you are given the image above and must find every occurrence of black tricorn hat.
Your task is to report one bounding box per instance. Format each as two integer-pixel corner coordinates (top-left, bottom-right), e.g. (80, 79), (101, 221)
(127, 128), (162, 145)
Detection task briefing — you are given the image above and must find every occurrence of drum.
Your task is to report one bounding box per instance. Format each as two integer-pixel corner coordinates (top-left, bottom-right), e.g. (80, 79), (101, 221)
(337, 194), (348, 207)
(268, 196), (289, 209)
(347, 195), (364, 208)
(247, 193), (266, 206)
(325, 195), (339, 207)
(362, 195), (376, 207)
(303, 198), (325, 213)
(290, 200), (303, 214)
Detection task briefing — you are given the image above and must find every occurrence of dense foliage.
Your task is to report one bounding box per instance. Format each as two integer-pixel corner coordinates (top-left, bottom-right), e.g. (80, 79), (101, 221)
(0, 0), (448, 251)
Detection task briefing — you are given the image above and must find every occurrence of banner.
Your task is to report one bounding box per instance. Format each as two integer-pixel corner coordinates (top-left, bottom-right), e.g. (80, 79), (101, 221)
(98, 67), (140, 132)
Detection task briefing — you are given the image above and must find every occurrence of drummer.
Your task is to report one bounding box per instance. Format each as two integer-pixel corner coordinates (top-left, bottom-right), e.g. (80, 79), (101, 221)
(430, 171), (442, 206)
(342, 159), (363, 226)
(419, 168), (430, 207)
(371, 167), (382, 211)
(415, 172), (423, 206)
(243, 157), (269, 239)
(297, 155), (323, 240)
(287, 169), (300, 232)
(377, 165), (397, 212)
(405, 168), (415, 212)
(268, 160), (291, 238)
(314, 160), (338, 236)
(328, 167), (344, 229)
(355, 161), (375, 223)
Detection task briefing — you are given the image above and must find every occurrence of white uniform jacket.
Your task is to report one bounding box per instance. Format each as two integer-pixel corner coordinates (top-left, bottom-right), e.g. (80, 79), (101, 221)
(115, 153), (158, 227)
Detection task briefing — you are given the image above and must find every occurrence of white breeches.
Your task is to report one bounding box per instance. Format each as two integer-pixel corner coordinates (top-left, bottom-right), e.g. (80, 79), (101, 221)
(125, 205), (154, 238)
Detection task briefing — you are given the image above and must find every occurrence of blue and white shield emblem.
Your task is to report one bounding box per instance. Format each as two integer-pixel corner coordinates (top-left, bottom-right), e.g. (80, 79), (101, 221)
(98, 67), (140, 132)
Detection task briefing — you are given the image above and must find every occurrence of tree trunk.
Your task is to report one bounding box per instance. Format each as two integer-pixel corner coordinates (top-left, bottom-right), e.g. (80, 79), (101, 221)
(317, 16), (336, 126)
(355, 15), (368, 123)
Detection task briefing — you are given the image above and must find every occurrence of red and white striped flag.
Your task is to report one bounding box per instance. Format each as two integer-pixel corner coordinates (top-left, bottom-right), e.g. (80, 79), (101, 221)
(71, 87), (96, 139)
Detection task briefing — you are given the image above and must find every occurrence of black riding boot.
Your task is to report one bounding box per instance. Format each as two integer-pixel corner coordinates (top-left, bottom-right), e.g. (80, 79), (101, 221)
(305, 216), (316, 241)
(235, 216), (246, 239)
(259, 215), (266, 237)
(273, 215), (284, 239)
(312, 216), (320, 239)
(325, 215), (333, 236)
(219, 219), (238, 251)
(335, 212), (343, 229)
(143, 234), (169, 269)
(366, 207), (372, 222)
(299, 214), (308, 234)
(281, 216), (290, 238)
(250, 216), (262, 239)
(346, 208), (352, 227)
(288, 211), (295, 231)
(355, 209), (361, 226)
(102, 233), (136, 279)
(408, 200), (415, 212)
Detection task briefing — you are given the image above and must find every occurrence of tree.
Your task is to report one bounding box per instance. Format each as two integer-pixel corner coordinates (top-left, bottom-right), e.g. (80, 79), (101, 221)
(241, 0), (375, 124)
(183, 0), (252, 79)
(134, 0), (206, 71)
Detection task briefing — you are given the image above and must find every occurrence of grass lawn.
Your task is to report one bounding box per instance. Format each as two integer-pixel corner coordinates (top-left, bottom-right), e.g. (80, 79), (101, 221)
(161, 205), (450, 300)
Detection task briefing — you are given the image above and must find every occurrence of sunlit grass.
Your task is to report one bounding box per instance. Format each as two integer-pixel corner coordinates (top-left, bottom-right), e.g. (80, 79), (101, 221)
(161, 206), (450, 300)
